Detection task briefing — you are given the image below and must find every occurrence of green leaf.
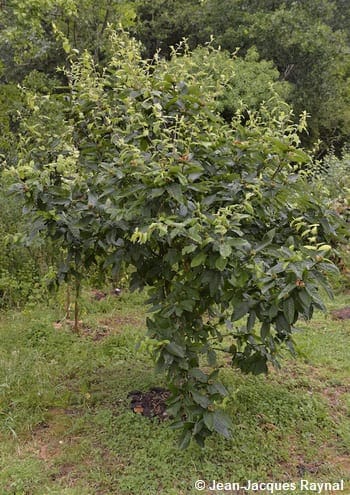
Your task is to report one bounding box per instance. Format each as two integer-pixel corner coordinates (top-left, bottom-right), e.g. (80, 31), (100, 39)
(182, 244), (196, 255)
(188, 228), (202, 243)
(191, 390), (210, 409)
(166, 401), (182, 417)
(246, 311), (256, 331)
(150, 188), (165, 198)
(167, 183), (183, 202)
(318, 262), (339, 275)
(254, 228), (276, 253)
(234, 352), (268, 375)
(165, 342), (186, 358)
(215, 256), (227, 271)
(207, 349), (217, 366)
(179, 430), (192, 450)
(193, 420), (204, 436)
(208, 381), (228, 397)
(287, 149), (310, 163)
(283, 297), (295, 324)
(213, 411), (232, 439)
(260, 322), (270, 340)
(219, 244), (232, 258)
(277, 283), (295, 300)
(297, 289), (312, 309)
(232, 301), (250, 321)
(231, 238), (251, 252)
(276, 313), (290, 333)
(209, 272), (221, 296)
(179, 299), (195, 311)
(194, 434), (206, 448)
(189, 368), (208, 383)
(203, 411), (215, 431)
(191, 252), (207, 267)
(268, 304), (279, 319)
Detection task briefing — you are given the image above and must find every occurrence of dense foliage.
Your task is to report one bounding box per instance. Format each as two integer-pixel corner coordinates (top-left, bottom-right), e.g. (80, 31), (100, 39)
(12, 34), (345, 446)
(134, 0), (350, 153)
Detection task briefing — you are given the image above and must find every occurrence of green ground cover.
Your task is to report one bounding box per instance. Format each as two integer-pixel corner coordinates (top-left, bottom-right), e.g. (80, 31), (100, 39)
(0, 290), (349, 495)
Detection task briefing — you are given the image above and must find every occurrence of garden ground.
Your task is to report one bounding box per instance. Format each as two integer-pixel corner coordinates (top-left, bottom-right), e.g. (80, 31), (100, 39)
(0, 290), (349, 494)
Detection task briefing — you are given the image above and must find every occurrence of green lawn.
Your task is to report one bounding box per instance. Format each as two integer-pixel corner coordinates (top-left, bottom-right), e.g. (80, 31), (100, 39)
(0, 290), (349, 494)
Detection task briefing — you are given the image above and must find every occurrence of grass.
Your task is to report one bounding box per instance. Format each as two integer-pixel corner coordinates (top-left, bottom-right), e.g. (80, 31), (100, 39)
(0, 288), (349, 494)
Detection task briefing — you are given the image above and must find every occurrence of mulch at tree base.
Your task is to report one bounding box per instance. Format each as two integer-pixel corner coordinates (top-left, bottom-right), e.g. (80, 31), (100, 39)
(330, 307), (350, 320)
(128, 387), (171, 421)
(90, 288), (122, 300)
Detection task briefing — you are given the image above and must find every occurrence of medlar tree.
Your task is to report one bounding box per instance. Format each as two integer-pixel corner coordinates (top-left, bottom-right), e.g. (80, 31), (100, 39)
(14, 32), (344, 447)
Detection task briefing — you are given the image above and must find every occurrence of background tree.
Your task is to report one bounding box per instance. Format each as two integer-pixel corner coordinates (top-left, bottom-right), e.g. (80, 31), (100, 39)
(134, 0), (350, 153)
(1, 0), (350, 156)
(133, 0), (203, 58)
(0, 0), (136, 82)
(164, 43), (291, 121)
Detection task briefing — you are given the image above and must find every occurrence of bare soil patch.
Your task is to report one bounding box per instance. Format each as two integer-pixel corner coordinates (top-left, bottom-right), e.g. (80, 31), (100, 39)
(128, 387), (171, 420)
(330, 307), (350, 320)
